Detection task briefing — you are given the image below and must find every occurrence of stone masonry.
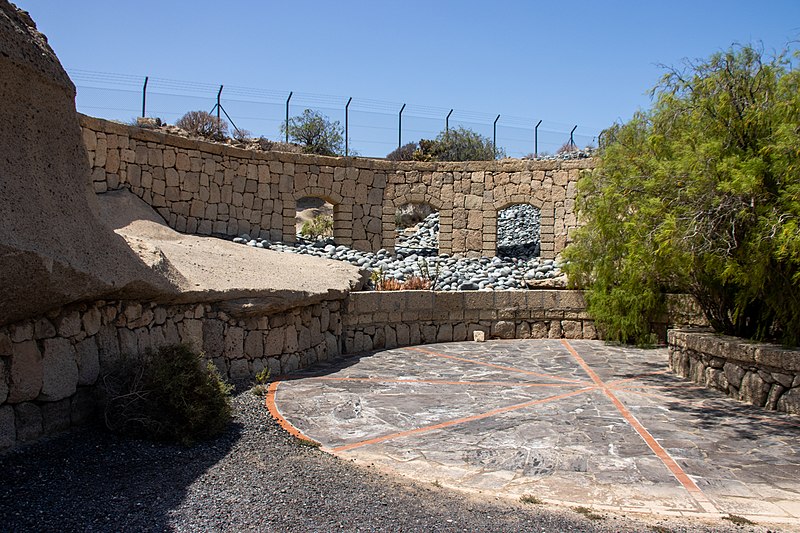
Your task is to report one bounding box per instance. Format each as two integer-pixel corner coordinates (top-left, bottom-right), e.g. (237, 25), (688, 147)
(80, 115), (592, 259)
(668, 329), (800, 415)
(0, 298), (343, 450)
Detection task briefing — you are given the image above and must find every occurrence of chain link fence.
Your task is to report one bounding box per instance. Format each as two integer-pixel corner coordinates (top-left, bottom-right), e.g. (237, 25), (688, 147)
(69, 69), (601, 159)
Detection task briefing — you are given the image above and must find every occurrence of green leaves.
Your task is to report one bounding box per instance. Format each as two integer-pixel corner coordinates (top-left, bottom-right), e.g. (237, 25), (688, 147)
(281, 109), (345, 156)
(565, 44), (800, 345)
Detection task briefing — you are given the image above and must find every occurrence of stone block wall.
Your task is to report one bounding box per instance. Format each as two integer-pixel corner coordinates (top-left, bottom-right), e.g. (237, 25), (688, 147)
(79, 115), (591, 259)
(343, 290), (600, 353)
(0, 297), (343, 450)
(668, 329), (800, 415)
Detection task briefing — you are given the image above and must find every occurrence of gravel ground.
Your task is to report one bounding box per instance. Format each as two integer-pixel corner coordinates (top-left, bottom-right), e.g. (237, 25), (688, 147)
(0, 388), (762, 533)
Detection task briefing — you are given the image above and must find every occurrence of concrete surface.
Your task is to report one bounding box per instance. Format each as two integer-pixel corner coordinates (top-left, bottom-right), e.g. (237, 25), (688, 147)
(269, 339), (800, 528)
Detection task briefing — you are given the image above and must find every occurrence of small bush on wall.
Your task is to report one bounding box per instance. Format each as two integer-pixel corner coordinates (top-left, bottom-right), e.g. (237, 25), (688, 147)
(176, 110), (229, 140)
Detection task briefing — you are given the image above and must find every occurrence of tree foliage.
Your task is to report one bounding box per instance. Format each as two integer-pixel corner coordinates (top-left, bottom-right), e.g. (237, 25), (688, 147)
(414, 126), (504, 161)
(563, 44), (800, 345)
(386, 142), (418, 161)
(281, 109), (344, 156)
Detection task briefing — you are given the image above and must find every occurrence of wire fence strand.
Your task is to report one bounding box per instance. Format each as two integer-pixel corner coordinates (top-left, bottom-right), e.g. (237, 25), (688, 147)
(68, 69), (601, 159)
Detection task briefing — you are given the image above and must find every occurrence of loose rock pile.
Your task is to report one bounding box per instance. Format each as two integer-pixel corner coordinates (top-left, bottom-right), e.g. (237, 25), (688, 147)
(497, 204), (540, 258)
(233, 235), (562, 292)
(394, 204), (541, 259)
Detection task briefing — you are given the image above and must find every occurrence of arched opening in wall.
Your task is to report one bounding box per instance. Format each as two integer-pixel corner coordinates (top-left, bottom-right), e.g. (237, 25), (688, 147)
(497, 203), (541, 258)
(394, 202), (439, 257)
(296, 196), (335, 243)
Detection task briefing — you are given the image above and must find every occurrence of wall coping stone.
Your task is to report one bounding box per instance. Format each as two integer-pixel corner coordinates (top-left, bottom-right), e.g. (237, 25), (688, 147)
(668, 329), (800, 374)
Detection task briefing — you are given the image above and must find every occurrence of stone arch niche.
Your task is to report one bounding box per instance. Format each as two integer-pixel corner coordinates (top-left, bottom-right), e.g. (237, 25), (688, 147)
(286, 188), (351, 246)
(496, 203), (542, 258)
(491, 196), (555, 260)
(393, 201), (440, 256)
(382, 191), (448, 255)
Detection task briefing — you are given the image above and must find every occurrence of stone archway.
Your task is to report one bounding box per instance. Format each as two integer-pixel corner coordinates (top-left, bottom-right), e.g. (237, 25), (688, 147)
(288, 188), (350, 246)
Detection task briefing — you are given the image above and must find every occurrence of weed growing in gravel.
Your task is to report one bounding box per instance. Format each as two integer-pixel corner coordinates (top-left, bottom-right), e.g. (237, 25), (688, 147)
(572, 506), (605, 520)
(722, 514), (755, 526)
(295, 437), (321, 448)
(250, 367), (271, 396)
(431, 480), (442, 488)
(519, 494), (543, 505)
(101, 344), (233, 446)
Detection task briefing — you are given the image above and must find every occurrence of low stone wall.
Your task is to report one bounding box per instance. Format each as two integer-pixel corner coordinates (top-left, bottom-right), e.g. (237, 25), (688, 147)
(343, 290), (599, 354)
(668, 329), (800, 415)
(79, 115), (591, 259)
(1, 289), (708, 451)
(0, 297), (343, 450)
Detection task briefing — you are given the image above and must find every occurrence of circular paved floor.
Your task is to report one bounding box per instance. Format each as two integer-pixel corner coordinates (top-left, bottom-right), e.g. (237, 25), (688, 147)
(267, 339), (800, 526)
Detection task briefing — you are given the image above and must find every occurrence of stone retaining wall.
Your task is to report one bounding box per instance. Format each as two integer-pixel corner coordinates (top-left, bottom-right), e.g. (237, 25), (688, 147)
(343, 290), (599, 352)
(0, 297), (343, 450)
(668, 329), (800, 415)
(79, 115), (592, 259)
(1, 290), (707, 451)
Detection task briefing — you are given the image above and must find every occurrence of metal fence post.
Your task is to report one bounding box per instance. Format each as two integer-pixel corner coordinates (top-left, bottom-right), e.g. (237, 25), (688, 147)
(570, 125), (577, 150)
(534, 119), (542, 158)
(446, 109), (453, 134)
(141, 76), (148, 118)
(493, 114), (500, 159)
(285, 91), (292, 144)
(216, 85), (223, 123)
(398, 103), (406, 149)
(345, 97), (352, 157)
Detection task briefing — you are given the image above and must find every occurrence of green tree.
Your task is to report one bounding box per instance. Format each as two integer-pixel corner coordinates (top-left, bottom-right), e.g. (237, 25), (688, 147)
(563, 44), (800, 345)
(414, 126), (504, 161)
(281, 109), (344, 156)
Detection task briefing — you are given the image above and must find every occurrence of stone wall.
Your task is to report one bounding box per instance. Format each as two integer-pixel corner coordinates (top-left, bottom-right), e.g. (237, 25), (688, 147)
(1, 288), (708, 451)
(80, 115), (592, 259)
(0, 297), (343, 450)
(343, 290), (599, 353)
(668, 329), (800, 415)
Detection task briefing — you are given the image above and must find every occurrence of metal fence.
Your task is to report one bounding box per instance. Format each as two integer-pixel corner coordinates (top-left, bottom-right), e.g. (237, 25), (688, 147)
(68, 69), (601, 159)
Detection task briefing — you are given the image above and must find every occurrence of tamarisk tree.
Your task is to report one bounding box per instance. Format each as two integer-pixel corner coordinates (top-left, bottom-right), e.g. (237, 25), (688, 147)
(563, 44), (800, 345)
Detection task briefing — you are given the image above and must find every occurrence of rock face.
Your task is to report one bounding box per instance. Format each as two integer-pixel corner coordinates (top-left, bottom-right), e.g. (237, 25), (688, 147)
(0, 1), (174, 327)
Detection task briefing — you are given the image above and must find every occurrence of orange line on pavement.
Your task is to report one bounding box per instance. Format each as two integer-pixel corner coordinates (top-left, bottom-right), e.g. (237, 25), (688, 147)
(312, 376), (572, 388)
(331, 386), (596, 453)
(408, 346), (588, 385)
(620, 388), (800, 428)
(560, 339), (719, 515)
(265, 381), (320, 444)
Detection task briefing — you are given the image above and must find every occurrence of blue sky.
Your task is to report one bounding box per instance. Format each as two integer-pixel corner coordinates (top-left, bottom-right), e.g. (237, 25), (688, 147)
(14, 1), (800, 157)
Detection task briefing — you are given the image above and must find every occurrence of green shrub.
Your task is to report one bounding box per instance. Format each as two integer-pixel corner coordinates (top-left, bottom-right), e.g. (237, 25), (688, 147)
(300, 214), (334, 239)
(414, 126), (504, 161)
(281, 109), (344, 156)
(102, 344), (233, 445)
(386, 142), (418, 161)
(564, 43), (800, 345)
(176, 110), (229, 140)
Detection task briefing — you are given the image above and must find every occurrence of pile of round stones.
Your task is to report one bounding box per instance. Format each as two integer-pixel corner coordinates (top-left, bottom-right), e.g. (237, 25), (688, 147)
(232, 203), (562, 291)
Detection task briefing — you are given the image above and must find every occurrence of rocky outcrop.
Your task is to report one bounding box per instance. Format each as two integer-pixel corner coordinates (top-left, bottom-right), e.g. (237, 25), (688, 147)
(96, 189), (364, 310)
(0, 1), (176, 327)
